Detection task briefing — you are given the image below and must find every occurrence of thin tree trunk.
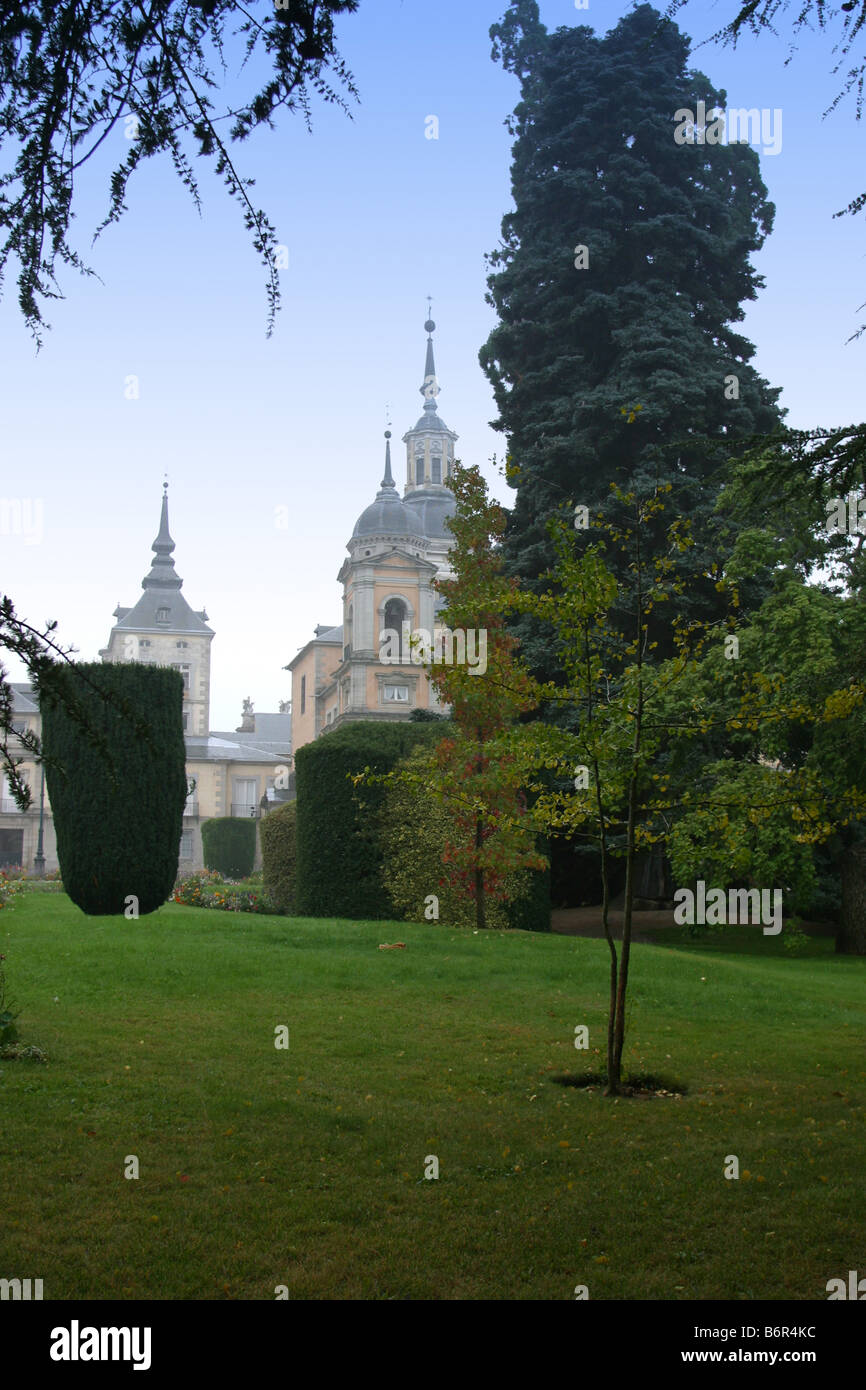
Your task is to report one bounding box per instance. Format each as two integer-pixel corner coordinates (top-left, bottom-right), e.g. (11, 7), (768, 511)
(475, 731), (486, 930)
(609, 761), (639, 1094)
(475, 817), (486, 930)
(593, 761), (617, 1090)
(608, 509), (645, 1097)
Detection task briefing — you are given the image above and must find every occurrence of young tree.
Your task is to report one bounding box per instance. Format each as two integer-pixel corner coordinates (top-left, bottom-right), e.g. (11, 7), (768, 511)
(425, 465), (546, 929)
(0, 0), (359, 340)
(497, 483), (866, 1094)
(499, 486), (706, 1094)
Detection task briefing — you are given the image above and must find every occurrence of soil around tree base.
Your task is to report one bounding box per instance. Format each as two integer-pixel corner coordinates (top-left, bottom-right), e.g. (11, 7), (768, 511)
(550, 1071), (688, 1098)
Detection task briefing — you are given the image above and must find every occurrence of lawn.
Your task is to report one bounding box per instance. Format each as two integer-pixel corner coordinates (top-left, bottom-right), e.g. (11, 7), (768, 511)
(1, 892), (863, 1301)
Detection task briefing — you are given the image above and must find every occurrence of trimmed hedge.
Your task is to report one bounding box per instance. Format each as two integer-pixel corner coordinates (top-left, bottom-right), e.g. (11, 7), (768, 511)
(260, 801), (297, 914)
(40, 661), (186, 916)
(201, 817), (257, 880)
(381, 747), (550, 931)
(295, 721), (445, 919)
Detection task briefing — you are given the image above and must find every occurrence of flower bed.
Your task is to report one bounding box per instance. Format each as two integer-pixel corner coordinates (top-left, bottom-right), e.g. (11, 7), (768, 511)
(1, 867), (63, 894)
(0, 869), (21, 911)
(173, 870), (273, 914)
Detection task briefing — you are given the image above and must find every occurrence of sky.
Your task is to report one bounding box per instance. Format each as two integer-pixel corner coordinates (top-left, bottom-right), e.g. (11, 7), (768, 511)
(2, 0), (864, 730)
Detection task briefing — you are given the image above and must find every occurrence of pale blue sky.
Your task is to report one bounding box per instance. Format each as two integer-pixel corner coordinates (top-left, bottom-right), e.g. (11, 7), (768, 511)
(2, 0), (863, 729)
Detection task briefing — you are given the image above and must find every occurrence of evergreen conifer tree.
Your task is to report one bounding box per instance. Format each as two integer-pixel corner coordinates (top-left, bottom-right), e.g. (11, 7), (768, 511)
(481, 1), (784, 667)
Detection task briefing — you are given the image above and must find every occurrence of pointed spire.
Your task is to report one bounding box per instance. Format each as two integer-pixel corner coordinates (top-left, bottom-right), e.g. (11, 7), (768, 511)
(142, 481), (183, 590)
(420, 304), (441, 414)
(381, 430), (395, 490)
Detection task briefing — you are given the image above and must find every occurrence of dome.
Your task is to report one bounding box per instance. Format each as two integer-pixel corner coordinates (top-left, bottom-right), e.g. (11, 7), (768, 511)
(411, 409), (453, 435)
(354, 431), (426, 541)
(353, 494), (425, 540)
(407, 489), (456, 540)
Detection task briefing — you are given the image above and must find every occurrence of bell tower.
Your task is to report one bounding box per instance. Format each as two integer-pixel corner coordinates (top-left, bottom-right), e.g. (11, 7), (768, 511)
(401, 307), (458, 576)
(99, 484), (215, 736)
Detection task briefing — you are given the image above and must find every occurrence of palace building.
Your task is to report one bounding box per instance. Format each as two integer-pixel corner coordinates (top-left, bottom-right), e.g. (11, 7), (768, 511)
(1, 491), (291, 873)
(0, 312), (455, 874)
(288, 315), (458, 753)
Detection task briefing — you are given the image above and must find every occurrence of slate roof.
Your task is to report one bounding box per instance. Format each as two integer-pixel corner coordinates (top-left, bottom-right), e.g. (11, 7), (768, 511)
(10, 684), (39, 713)
(111, 488), (213, 637)
(185, 736), (286, 764)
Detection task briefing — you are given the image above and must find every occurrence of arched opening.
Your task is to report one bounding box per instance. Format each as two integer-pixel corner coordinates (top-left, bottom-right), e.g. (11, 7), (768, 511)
(383, 597), (409, 661)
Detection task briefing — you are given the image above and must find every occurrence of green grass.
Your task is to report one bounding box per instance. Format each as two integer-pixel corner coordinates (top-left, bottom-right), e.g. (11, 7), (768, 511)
(1, 893), (864, 1301)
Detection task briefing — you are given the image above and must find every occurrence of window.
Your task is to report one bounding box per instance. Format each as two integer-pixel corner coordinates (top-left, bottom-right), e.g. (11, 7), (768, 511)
(171, 663), (191, 691)
(301, 675), (306, 715)
(415, 450), (425, 485)
(232, 779), (257, 818)
(179, 830), (193, 859)
(176, 640), (188, 649)
(182, 713), (189, 731)
(431, 455), (442, 484)
(140, 640), (151, 648)
(383, 597), (408, 661)
(383, 684), (409, 703)
(156, 607), (170, 623)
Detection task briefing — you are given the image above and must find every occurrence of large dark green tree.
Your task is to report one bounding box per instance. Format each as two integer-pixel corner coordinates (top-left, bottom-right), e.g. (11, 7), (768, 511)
(481, 1), (783, 669)
(41, 662), (187, 915)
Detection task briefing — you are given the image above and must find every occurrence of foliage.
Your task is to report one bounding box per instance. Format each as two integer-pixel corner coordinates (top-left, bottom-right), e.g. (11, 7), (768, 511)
(1, 593), (155, 814)
(201, 817), (257, 881)
(260, 800), (297, 915)
(0, 0), (360, 341)
(656, 463), (866, 946)
(666, 761), (819, 913)
(40, 661), (187, 916)
(482, 1), (782, 675)
(418, 464), (548, 929)
(380, 746), (549, 930)
(295, 721), (443, 919)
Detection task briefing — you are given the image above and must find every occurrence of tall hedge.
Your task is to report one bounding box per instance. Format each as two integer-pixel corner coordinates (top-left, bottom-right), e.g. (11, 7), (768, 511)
(201, 817), (257, 880)
(41, 661), (187, 916)
(295, 721), (445, 919)
(380, 747), (550, 931)
(260, 801), (297, 914)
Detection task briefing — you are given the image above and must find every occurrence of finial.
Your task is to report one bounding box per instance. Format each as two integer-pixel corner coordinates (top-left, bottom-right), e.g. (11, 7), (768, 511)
(425, 295), (435, 335)
(163, 472), (168, 495)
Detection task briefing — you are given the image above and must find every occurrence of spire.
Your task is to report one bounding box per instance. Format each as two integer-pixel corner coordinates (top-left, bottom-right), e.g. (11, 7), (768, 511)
(142, 481), (183, 590)
(381, 430), (395, 490)
(420, 302), (441, 416)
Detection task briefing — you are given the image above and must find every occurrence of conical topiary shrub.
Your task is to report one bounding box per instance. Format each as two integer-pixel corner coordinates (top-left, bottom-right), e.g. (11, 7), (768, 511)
(41, 662), (187, 916)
